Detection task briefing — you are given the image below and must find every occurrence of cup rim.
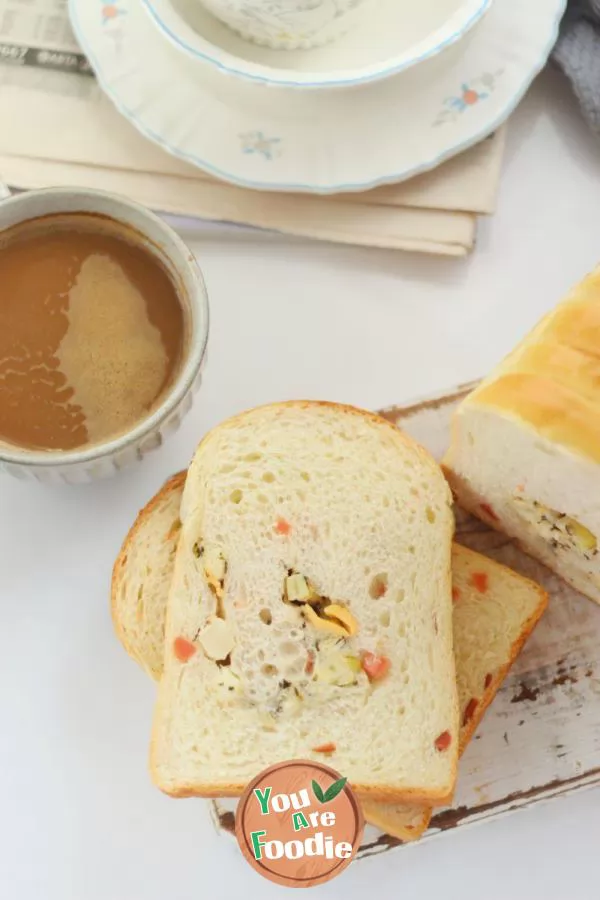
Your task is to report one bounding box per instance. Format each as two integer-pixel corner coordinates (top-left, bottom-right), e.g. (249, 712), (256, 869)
(0, 187), (209, 468)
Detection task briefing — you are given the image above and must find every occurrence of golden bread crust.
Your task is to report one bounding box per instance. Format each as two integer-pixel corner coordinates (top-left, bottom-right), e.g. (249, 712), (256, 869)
(461, 266), (600, 463)
(110, 471), (186, 675)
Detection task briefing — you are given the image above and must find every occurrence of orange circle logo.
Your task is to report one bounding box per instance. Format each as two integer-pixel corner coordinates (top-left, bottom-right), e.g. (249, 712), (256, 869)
(235, 759), (364, 887)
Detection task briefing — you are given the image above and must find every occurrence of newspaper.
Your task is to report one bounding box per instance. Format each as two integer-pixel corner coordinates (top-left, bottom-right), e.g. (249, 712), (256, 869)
(0, 0), (506, 254)
(0, 0), (93, 90)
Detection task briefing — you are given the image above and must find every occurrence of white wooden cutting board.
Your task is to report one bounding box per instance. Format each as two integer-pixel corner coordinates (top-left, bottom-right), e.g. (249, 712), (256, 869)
(211, 383), (600, 858)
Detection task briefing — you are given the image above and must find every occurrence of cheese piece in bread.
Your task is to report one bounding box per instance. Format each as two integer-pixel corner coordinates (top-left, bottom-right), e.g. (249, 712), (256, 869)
(444, 267), (600, 605)
(111, 473), (547, 840)
(150, 402), (458, 804)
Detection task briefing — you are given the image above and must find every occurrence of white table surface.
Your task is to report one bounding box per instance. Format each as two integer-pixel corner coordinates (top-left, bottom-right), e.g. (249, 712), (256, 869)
(2, 65), (600, 900)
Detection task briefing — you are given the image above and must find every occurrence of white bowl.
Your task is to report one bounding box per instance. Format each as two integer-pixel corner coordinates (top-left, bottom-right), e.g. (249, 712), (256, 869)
(142, 0), (492, 90)
(0, 188), (209, 484)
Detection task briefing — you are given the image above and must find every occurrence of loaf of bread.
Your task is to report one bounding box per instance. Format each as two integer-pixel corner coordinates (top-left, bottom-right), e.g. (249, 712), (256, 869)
(150, 402), (458, 803)
(111, 473), (547, 840)
(444, 267), (600, 604)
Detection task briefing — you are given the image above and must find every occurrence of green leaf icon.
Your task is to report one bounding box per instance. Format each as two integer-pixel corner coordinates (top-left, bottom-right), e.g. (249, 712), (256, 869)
(312, 779), (325, 803)
(323, 777), (348, 803)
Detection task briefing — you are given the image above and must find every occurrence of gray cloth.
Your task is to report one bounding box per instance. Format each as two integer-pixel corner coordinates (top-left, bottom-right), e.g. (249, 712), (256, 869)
(553, 0), (600, 133)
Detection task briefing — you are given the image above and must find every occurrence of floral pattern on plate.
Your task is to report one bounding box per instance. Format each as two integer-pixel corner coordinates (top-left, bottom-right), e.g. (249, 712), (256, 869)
(434, 69), (505, 126)
(101, 1), (126, 24)
(239, 131), (282, 161)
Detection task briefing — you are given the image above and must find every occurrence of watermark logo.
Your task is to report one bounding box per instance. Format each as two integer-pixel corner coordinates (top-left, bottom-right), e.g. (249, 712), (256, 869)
(235, 759), (364, 887)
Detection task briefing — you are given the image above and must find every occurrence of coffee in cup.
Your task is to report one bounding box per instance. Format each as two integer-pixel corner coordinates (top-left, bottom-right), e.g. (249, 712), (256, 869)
(0, 188), (208, 483)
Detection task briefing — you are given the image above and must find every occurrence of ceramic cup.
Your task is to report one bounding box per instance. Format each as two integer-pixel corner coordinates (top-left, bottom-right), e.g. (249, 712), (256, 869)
(0, 188), (209, 484)
(196, 0), (374, 50)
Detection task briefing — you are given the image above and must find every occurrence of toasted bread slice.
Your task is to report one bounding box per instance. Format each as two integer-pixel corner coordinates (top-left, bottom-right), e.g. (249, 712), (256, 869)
(112, 471), (547, 838)
(148, 402), (458, 803)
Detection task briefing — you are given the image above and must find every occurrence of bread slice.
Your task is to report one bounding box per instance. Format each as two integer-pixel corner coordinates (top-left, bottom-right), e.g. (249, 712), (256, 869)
(150, 401), (458, 803)
(362, 545), (547, 839)
(443, 266), (600, 605)
(111, 472), (184, 680)
(112, 475), (547, 839)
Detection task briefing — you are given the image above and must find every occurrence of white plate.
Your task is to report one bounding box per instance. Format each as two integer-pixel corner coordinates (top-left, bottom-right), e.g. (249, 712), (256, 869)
(142, 0), (491, 89)
(68, 0), (565, 194)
